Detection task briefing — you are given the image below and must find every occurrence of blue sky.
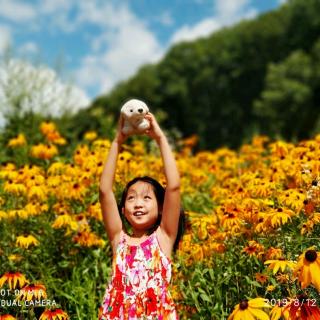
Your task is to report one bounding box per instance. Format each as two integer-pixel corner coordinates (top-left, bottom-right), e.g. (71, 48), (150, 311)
(0, 0), (286, 100)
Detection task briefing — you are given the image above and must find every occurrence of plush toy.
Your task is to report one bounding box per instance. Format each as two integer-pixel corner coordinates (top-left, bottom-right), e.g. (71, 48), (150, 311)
(120, 99), (150, 135)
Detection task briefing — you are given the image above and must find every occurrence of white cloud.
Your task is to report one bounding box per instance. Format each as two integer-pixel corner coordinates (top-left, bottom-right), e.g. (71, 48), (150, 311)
(75, 3), (163, 95)
(215, 0), (250, 20)
(278, 0), (288, 4)
(0, 25), (11, 55)
(0, 0), (36, 22)
(169, 0), (257, 45)
(170, 19), (220, 44)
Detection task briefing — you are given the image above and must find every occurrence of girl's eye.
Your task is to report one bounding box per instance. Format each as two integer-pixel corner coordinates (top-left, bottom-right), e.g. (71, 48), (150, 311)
(144, 196), (151, 199)
(127, 196), (134, 200)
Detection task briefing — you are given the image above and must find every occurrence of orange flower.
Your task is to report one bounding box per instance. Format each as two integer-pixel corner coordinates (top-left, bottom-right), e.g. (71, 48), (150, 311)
(0, 272), (28, 290)
(283, 294), (320, 320)
(255, 273), (268, 284)
(0, 315), (17, 320)
(242, 240), (265, 258)
(39, 309), (69, 320)
(16, 284), (47, 301)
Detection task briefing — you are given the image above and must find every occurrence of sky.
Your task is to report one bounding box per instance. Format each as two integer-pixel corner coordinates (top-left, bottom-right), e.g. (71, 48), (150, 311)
(0, 0), (287, 100)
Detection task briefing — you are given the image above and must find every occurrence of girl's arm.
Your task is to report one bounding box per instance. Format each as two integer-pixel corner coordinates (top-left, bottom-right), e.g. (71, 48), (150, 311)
(145, 113), (181, 244)
(99, 116), (128, 246)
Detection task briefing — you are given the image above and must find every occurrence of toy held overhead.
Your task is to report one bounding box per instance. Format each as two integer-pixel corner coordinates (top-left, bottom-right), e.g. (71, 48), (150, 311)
(120, 98), (151, 135)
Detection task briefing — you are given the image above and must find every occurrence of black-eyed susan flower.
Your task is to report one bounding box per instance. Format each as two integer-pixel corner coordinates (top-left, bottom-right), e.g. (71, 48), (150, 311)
(264, 258), (296, 274)
(242, 240), (265, 258)
(228, 297), (271, 320)
(0, 272), (28, 290)
(3, 181), (26, 195)
(7, 133), (27, 147)
(30, 143), (58, 160)
(52, 214), (78, 231)
(39, 308), (69, 320)
(72, 230), (105, 247)
(268, 207), (294, 228)
(16, 284), (47, 302)
(16, 235), (39, 249)
(294, 248), (320, 291)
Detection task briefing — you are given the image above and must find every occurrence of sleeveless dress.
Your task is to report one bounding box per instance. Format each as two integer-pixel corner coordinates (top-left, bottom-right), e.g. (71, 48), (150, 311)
(98, 229), (179, 320)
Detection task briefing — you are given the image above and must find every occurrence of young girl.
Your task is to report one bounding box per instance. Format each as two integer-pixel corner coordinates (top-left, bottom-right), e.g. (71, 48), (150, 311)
(98, 112), (183, 319)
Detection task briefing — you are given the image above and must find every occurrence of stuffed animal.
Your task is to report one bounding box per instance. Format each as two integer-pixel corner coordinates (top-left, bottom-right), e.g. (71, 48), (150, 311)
(120, 99), (150, 135)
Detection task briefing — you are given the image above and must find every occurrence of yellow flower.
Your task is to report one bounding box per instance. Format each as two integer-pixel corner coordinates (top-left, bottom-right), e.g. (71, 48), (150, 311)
(3, 180), (26, 195)
(266, 285), (276, 292)
(0, 272), (28, 290)
(8, 254), (23, 262)
(269, 299), (290, 320)
(294, 249), (320, 291)
(52, 214), (78, 231)
(72, 230), (105, 247)
(7, 133), (27, 147)
(267, 207), (294, 228)
(40, 121), (57, 135)
(30, 143), (58, 160)
(16, 235), (39, 249)
(228, 297), (271, 320)
(83, 131), (97, 141)
(27, 185), (47, 201)
(264, 259), (296, 274)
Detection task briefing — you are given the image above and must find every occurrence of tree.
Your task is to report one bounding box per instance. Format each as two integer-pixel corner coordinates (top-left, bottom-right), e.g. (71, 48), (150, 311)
(254, 50), (316, 140)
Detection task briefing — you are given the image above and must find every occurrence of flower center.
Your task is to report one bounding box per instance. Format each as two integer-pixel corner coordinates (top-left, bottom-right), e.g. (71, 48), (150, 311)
(305, 250), (317, 262)
(239, 300), (249, 310)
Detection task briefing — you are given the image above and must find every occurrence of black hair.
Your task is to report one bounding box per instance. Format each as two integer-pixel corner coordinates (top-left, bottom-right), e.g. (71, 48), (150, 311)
(118, 176), (185, 252)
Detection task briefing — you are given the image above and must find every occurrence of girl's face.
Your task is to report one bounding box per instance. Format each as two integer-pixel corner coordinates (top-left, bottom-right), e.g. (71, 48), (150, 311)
(122, 181), (159, 232)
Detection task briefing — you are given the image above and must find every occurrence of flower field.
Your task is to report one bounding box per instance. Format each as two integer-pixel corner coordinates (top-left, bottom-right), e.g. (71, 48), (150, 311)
(1, 121), (320, 320)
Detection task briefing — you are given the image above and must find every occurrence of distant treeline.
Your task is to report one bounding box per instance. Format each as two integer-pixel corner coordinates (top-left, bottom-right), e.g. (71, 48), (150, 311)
(87, 0), (320, 150)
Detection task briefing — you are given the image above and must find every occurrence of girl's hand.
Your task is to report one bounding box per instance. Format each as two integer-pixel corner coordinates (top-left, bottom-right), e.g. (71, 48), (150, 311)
(114, 114), (130, 144)
(144, 112), (165, 142)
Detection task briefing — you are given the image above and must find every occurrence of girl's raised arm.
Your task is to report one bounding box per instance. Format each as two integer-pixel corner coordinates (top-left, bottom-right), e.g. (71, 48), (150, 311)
(99, 116), (128, 247)
(145, 113), (181, 246)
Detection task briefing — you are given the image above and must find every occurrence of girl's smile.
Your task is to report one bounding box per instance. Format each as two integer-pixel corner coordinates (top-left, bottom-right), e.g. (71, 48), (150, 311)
(123, 181), (159, 232)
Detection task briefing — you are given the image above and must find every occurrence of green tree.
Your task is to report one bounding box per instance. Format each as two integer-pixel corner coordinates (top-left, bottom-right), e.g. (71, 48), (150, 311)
(254, 49), (317, 140)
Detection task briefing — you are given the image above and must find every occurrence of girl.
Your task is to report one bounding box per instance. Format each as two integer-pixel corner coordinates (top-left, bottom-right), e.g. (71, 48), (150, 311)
(98, 112), (183, 319)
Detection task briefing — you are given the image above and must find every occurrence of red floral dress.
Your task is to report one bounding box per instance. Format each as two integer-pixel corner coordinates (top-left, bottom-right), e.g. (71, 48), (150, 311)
(98, 229), (179, 320)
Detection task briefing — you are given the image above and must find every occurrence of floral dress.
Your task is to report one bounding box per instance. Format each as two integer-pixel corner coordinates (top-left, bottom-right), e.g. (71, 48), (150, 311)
(98, 229), (179, 320)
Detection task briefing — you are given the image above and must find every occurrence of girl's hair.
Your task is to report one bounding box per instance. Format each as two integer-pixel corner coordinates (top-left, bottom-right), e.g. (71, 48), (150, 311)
(118, 176), (185, 252)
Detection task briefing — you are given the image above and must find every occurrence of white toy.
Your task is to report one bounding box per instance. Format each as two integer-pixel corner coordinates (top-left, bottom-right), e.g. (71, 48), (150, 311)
(120, 99), (150, 135)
